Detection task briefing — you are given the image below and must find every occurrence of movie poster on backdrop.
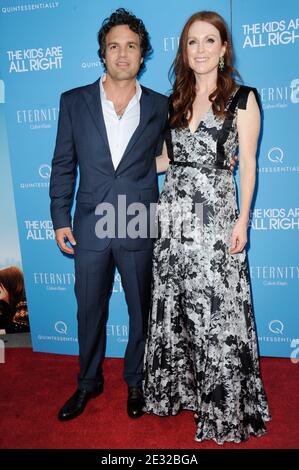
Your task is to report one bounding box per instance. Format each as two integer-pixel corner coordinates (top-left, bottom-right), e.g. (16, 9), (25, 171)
(0, 82), (30, 335)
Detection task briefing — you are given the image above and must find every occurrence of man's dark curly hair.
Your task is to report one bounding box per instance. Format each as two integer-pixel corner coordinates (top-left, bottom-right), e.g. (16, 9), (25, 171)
(97, 8), (152, 73)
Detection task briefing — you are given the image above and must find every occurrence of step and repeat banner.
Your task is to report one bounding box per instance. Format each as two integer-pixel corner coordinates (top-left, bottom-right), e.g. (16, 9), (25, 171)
(232, 0), (299, 360)
(0, 0), (298, 358)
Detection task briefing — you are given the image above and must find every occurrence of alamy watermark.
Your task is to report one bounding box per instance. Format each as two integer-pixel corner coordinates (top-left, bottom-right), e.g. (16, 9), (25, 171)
(94, 195), (204, 243)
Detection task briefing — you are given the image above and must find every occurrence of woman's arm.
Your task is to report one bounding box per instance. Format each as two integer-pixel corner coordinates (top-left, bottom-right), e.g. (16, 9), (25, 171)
(230, 91), (260, 254)
(156, 142), (170, 173)
(237, 91), (260, 223)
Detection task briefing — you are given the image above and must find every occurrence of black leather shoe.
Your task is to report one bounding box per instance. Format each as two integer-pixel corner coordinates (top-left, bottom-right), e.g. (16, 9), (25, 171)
(58, 385), (103, 421)
(127, 387), (145, 419)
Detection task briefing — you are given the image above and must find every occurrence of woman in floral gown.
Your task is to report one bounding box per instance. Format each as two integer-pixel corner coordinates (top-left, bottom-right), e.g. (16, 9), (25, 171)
(143, 11), (271, 444)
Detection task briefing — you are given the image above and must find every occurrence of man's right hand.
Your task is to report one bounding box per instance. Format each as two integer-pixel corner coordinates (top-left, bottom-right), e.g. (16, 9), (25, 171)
(55, 227), (77, 254)
(229, 155), (238, 172)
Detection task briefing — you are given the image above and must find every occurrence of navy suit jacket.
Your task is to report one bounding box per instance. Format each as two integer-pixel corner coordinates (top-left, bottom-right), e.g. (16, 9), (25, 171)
(50, 78), (168, 251)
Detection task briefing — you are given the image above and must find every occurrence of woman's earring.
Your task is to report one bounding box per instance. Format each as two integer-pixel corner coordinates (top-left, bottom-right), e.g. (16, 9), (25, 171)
(219, 56), (225, 71)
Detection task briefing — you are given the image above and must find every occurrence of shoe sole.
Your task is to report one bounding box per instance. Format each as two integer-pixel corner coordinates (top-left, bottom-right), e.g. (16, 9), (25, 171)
(127, 411), (145, 419)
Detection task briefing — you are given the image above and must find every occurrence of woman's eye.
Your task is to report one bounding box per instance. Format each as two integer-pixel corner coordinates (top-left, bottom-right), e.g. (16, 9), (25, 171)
(207, 38), (215, 43)
(188, 40), (196, 45)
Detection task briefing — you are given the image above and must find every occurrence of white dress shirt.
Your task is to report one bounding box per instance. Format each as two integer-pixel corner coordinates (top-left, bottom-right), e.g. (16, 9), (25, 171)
(99, 75), (142, 170)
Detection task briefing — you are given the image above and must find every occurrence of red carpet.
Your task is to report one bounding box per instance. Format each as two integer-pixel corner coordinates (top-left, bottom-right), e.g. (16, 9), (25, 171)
(0, 349), (298, 449)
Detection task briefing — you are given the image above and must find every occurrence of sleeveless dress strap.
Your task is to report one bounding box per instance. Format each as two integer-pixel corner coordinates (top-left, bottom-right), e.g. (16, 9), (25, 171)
(216, 85), (258, 167)
(228, 85), (259, 113)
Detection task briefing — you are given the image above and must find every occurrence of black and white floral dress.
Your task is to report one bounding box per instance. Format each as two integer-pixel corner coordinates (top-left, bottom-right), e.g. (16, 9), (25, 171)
(143, 86), (271, 444)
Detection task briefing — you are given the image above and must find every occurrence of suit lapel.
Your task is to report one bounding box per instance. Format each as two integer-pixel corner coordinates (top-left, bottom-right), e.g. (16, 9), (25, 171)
(116, 87), (154, 173)
(83, 79), (111, 157)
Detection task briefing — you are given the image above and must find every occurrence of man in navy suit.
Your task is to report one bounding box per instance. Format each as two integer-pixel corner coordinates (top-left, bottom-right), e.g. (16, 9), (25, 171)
(50, 9), (168, 421)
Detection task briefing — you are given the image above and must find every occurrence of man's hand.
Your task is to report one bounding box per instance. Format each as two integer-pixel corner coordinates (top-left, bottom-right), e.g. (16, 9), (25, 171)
(229, 155), (238, 172)
(55, 227), (76, 254)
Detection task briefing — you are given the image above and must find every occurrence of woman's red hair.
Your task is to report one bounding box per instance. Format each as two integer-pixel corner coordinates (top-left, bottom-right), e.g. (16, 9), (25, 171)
(169, 11), (240, 128)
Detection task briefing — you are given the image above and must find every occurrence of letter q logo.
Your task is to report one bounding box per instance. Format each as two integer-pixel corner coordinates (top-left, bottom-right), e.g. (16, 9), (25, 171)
(268, 147), (284, 164)
(55, 321), (67, 335)
(269, 320), (284, 335)
(39, 164), (51, 179)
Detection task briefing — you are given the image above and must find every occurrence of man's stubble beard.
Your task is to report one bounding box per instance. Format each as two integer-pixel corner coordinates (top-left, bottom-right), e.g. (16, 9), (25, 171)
(106, 62), (142, 82)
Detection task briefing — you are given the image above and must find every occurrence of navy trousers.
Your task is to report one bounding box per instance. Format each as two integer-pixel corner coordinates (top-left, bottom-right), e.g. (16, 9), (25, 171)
(74, 240), (153, 391)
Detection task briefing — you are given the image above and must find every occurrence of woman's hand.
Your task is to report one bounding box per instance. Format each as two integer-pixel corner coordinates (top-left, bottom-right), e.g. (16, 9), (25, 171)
(230, 218), (248, 254)
(156, 142), (170, 173)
